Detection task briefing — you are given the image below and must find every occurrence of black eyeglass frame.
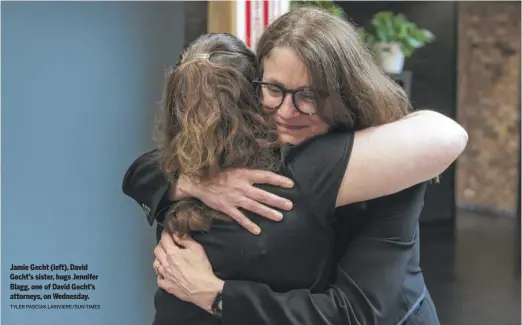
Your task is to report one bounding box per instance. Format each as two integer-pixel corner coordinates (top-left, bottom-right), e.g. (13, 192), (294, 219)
(252, 80), (318, 116)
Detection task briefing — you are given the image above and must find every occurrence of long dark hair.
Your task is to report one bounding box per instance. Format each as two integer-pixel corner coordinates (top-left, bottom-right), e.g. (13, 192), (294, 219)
(257, 6), (412, 130)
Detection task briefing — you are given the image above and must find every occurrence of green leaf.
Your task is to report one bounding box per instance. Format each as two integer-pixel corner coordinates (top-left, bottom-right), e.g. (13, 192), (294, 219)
(422, 29), (436, 41)
(376, 29), (389, 42)
(406, 37), (423, 48)
(361, 10), (436, 58)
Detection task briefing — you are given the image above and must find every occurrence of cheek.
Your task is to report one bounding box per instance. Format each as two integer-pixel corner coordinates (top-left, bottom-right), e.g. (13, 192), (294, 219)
(306, 116), (329, 135)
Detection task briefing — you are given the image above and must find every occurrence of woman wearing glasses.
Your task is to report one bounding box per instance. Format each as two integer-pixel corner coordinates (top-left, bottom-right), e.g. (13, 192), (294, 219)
(123, 7), (466, 325)
(253, 81), (319, 116)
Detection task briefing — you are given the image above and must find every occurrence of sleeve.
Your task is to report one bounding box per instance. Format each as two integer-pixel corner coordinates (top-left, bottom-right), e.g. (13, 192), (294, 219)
(121, 149), (174, 225)
(283, 130), (355, 225)
(220, 183), (427, 325)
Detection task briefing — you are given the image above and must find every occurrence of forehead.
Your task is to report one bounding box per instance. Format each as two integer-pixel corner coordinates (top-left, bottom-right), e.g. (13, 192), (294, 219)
(262, 47), (310, 89)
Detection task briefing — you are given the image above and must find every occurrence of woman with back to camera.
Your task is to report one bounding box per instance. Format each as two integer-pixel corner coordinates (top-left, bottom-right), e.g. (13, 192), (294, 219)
(123, 7), (467, 325)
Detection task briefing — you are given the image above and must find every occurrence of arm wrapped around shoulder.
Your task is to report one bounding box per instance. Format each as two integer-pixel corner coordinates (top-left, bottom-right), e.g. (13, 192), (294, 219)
(336, 109), (468, 206)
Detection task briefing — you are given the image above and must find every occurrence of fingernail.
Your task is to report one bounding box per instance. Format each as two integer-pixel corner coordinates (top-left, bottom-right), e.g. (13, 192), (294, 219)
(286, 180), (294, 188)
(252, 226), (261, 235)
(275, 212), (283, 221)
(285, 201), (293, 210)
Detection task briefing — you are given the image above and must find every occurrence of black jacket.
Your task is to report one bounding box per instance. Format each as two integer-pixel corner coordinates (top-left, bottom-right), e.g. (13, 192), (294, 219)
(122, 149), (440, 325)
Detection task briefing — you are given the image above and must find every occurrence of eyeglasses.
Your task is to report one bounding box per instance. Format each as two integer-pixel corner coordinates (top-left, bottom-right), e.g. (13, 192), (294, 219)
(253, 81), (318, 116)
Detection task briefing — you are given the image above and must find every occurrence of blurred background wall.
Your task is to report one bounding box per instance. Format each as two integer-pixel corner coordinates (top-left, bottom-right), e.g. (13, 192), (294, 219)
(2, 2), (184, 325)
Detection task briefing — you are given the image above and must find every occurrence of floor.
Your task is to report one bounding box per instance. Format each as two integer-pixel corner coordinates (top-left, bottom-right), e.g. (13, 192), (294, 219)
(420, 210), (521, 325)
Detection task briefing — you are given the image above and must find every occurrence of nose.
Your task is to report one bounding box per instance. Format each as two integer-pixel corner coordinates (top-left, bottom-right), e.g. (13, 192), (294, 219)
(277, 94), (300, 119)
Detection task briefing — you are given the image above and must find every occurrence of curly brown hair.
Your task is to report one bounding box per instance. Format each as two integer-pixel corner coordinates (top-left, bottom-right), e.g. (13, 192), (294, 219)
(156, 33), (280, 236)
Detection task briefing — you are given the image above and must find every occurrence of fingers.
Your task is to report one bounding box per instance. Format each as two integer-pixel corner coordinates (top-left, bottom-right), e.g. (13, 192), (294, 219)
(225, 207), (261, 235)
(157, 264), (166, 279)
(153, 259), (166, 278)
(154, 244), (169, 266)
(172, 234), (199, 249)
(153, 259), (160, 274)
(159, 231), (179, 253)
(246, 170), (294, 188)
(157, 276), (167, 290)
(246, 186), (293, 212)
(238, 196), (283, 222)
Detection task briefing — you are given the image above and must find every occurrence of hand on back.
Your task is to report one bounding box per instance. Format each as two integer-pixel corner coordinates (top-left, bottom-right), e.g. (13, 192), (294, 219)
(178, 169), (294, 234)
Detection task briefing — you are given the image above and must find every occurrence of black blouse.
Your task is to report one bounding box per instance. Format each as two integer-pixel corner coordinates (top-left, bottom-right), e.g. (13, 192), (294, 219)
(152, 130), (355, 325)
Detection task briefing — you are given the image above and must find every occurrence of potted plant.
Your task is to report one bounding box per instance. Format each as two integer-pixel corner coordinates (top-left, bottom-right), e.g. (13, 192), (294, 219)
(358, 11), (435, 74)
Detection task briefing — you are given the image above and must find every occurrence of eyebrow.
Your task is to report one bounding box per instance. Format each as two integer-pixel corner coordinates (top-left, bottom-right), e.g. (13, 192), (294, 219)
(262, 77), (312, 90)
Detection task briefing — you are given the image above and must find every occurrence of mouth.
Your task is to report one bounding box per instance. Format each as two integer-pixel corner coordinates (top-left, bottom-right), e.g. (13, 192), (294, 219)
(276, 122), (306, 131)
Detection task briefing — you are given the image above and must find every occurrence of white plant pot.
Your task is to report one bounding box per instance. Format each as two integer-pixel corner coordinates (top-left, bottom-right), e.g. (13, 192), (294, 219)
(373, 42), (405, 74)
